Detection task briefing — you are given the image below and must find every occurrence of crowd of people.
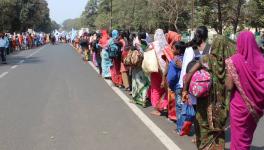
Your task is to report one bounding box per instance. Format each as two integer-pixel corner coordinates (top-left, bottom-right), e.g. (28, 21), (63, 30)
(71, 26), (264, 150)
(0, 32), (49, 64)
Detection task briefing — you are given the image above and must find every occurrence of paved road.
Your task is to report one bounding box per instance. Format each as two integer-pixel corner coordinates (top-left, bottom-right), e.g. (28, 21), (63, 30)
(0, 44), (262, 150)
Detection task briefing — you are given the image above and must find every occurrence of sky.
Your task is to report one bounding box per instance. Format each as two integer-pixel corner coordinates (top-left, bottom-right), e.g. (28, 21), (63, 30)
(46, 0), (87, 24)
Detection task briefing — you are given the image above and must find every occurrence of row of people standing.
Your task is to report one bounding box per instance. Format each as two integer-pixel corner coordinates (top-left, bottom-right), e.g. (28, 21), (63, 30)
(0, 32), (49, 64)
(72, 27), (264, 150)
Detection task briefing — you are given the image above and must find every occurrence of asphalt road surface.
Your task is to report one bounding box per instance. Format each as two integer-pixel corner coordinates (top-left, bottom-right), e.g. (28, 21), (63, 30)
(0, 44), (263, 150)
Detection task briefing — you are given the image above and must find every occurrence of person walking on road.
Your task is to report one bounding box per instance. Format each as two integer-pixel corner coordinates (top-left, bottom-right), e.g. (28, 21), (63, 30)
(226, 31), (264, 150)
(0, 32), (7, 64)
(148, 29), (168, 116)
(183, 34), (236, 149)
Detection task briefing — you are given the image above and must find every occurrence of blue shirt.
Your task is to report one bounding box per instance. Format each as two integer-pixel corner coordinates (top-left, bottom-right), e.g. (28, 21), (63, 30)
(4, 37), (9, 48)
(0, 38), (6, 48)
(167, 56), (183, 92)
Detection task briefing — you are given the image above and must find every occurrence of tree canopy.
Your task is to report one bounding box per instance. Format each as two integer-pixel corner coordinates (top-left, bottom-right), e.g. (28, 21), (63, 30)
(0, 0), (59, 33)
(76, 0), (263, 34)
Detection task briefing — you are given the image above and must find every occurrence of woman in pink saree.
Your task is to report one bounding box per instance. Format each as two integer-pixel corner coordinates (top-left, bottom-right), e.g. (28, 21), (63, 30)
(226, 31), (264, 150)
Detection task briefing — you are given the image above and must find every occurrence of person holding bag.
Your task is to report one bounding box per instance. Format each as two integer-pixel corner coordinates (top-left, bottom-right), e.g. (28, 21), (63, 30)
(144, 29), (168, 116)
(131, 32), (150, 107)
(182, 35), (236, 150)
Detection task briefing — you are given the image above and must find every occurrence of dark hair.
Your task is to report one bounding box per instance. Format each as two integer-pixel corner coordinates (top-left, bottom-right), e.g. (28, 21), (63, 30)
(119, 31), (126, 38)
(174, 41), (186, 55)
(138, 32), (146, 40)
(192, 26), (208, 48)
(260, 46), (264, 54)
(131, 33), (136, 38)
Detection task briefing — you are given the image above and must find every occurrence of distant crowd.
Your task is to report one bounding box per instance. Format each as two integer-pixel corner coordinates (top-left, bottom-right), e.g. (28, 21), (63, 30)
(0, 32), (49, 64)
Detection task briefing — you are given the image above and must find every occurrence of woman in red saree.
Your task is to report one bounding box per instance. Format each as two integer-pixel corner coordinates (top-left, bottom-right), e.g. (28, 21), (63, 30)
(109, 30), (123, 86)
(226, 31), (264, 150)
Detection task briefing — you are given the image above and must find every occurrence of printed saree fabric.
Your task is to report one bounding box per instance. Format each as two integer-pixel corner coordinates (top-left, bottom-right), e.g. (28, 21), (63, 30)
(196, 35), (236, 149)
(226, 31), (264, 150)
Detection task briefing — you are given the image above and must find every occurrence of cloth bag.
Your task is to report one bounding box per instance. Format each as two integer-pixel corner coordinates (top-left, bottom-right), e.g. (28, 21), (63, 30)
(180, 103), (195, 136)
(124, 50), (143, 66)
(142, 49), (159, 73)
(189, 69), (211, 98)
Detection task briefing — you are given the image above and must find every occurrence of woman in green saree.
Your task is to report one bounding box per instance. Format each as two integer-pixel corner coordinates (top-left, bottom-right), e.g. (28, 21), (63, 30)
(182, 35), (235, 149)
(131, 32), (150, 107)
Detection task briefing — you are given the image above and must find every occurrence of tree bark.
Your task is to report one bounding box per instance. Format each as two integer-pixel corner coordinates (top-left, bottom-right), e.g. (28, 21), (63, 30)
(217, 0), (223, 35)
(233, 0), (243, 34)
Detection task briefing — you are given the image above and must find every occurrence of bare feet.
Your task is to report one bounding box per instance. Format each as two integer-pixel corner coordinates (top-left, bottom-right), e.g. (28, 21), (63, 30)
(191, 138), (196, 144)
(150, 110), (161, 116)
(129, 99), (135, 103)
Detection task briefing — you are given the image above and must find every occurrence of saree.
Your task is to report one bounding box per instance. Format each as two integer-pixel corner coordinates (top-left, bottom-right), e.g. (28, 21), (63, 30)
(99, 30), (111, 78)
(101, 49), (112, 78)
(149, 29), (168, 111)
(226, 31), (264, 150)
(109, 30), (122, 86)
(132, 40), (150, 107)
(132, 67), (150, 107)
(120, 38), (130, 89)
(196, 35), (235, 150)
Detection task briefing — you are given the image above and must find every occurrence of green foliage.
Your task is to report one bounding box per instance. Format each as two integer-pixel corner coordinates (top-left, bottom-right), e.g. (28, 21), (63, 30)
(62, 18), (83, 31)
(0, 0), (56, 33)
(79, 0), (191, 32)
(246, 0), (264, 30)
(68, 0), (264, 33)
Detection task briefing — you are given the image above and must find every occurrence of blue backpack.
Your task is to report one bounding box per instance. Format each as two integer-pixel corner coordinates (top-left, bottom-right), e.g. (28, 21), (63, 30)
(107, 39), (121, 59)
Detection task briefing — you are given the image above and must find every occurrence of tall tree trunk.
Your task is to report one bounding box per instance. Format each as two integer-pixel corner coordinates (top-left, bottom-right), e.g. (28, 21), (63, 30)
(233, 0), (243, 34)
(217, 0), (223, 35)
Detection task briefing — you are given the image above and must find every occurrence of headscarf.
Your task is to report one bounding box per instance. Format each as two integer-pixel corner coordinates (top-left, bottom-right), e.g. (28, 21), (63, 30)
(166, 31), (181, 46)
(163, 31), (181, 62)
(200, 34), (236, 130)
(109, 29), (119, 46)
(146, 33), (152, 44)
(152, 29), (168, 73)
(111, 30), (119, 39)
(231, 31), (264, 116)
(99, 30), (109, 48)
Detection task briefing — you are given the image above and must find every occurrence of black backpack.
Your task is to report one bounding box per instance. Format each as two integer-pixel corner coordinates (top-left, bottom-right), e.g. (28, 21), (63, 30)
(186, 44), (211, 73)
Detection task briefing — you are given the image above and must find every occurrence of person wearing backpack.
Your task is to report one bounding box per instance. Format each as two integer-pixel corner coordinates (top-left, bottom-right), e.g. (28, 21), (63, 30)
(177, 26), (210, 142)
(182, 35), (236, 150)
(131, 32), (150, 107)
(109, 30), (123, 87)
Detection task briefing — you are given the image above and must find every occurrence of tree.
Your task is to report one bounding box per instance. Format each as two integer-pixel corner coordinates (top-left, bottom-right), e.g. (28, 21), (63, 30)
(81, 0), (99, 30)
(152, 0), (191, 31)
(0, 0), (54, 33)
(62, 18), (82, 31)
(228, 0), (246, 34)
(50, 20), (61, 31)
(77, 0), (263, 34)
(246, 0), (264, 31)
